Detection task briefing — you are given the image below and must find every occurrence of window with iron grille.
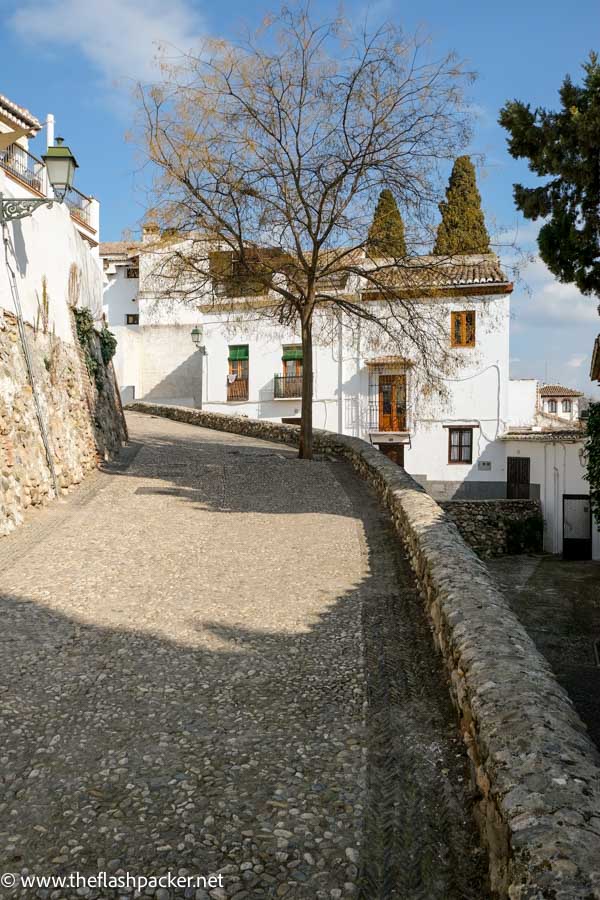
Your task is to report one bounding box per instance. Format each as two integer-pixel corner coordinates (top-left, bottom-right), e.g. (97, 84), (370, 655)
(451, 311), (476, 347)
(448, 427), (473, 464)
(562, 399), (572, 413)
(125, 314), (139, 325)
(548, 399), (557, 413)
(126, 266), (139, 279)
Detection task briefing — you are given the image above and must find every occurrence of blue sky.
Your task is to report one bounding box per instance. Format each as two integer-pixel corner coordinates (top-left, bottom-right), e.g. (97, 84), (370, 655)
(1, 0), (598, 395)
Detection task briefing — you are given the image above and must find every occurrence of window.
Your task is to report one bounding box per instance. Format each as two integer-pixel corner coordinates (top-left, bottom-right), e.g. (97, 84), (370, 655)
(448, 427), (473, 464)
(227, 345), (249, 400)
(282, 344), (303, 377)
(125, 314), (139, 325)
(451, 311), (476, 347)
(562, 399), (572, 413)
(548, 399), (557, 413)
(126, 266), (139, 279)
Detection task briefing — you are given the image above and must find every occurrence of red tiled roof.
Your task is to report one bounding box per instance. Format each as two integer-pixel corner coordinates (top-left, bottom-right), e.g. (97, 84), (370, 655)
(100, 241), (142, 257)
(539, 384), (583, 398)
(0, 93), (40, 133)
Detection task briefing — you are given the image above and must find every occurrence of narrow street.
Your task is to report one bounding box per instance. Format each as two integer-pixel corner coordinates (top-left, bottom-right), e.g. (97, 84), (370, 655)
(0, 412), (486, 899)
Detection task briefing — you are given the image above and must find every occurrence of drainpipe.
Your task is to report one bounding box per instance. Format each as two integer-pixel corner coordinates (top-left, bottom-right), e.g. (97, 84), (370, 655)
(553, 442), (560, 554)
(337, 313), (343, 434)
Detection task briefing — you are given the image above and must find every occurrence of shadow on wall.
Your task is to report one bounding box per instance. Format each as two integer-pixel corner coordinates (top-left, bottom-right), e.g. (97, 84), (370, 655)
(142, 351), (203, 407)
(413, 441), (540, 502)
(9, 219), (29, 277)
(0, 429), (486, 899)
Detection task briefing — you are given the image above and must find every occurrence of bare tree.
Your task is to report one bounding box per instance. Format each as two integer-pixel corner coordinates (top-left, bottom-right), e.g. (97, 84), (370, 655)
(137, 5), (474, 458)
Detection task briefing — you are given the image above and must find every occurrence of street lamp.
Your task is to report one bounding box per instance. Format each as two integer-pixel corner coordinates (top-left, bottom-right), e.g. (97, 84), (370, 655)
(0, 137), (78, 223)
(42, 137), (78, 200)
(191, 326), (207, 410)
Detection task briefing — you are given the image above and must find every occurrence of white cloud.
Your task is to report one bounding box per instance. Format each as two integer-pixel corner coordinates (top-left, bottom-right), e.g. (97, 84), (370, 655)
(11, 0), (204, 85)
(513, 255), (598, 327)
(567, 354), (587, 368)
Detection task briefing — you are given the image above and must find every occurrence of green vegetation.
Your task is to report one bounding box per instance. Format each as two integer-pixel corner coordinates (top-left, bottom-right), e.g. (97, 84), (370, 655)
(433, 156), (490, 255)
(72, 308), (101, 386)
(500, 53), (600, 296)
(367, 189), (407, 257)
(99, 325), (117, 366)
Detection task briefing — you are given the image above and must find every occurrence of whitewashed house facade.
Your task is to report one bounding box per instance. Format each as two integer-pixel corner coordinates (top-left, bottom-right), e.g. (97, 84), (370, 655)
(100, 230), (600, 559)
(102, 232), (516, 498)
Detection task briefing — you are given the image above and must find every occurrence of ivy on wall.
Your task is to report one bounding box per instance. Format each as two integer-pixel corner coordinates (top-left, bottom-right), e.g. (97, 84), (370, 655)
(584, 402), (600, 522)
(72, 309), (117, 390)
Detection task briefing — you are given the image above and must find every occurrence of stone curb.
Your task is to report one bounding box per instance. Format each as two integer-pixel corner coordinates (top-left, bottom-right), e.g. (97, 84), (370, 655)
(127, 402), (600, 899)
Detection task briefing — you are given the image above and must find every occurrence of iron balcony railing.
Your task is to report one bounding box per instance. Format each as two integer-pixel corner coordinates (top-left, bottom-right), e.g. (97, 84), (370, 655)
(65, 186), (93, 227)
(274, 374), (303, 398)
(226, 377), (249, 401)
(0, 143), (46, 194)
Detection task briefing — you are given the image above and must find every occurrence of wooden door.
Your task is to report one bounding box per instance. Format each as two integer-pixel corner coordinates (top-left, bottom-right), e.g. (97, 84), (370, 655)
(379, 443), (405, 466)
(507, 456), (530, 499)
(378, 375), (406, 431)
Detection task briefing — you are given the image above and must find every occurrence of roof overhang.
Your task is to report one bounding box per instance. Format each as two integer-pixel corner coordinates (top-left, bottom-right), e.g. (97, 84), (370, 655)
(0, 94), (41, 135)
(591, 336), (600, 383)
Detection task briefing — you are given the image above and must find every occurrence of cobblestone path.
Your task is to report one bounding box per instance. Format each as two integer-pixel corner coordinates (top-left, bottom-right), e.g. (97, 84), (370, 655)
(0, 412), (486, 899)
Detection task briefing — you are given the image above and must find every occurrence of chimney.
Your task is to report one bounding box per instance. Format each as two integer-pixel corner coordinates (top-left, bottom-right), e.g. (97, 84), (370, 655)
(46, 113), (55, 150)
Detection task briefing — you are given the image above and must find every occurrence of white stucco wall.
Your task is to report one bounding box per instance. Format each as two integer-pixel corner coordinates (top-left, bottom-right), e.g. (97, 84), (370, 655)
(507, 379), (538, 426)
(0, 167), (103, 342)
(103, 263), (139, 325)
(504, 438), (600, 559)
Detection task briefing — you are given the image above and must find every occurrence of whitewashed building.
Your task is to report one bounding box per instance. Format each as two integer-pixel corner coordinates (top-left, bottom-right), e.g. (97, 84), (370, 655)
(100, 230), (600, 558)
(0, 93), (102, 341)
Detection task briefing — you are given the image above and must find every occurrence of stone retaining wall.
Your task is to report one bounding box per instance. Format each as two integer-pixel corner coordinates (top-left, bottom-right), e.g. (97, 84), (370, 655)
(440, 499), (544, 558)
(128, 402), (600, 899)
(0, 308), (127, 536)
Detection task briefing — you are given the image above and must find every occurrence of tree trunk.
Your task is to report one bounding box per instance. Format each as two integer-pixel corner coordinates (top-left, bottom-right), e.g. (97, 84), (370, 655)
(298, 314), (313, 459)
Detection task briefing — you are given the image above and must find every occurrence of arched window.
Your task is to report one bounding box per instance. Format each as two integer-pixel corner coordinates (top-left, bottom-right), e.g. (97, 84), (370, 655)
(548, 399), (557, 413)
(562, 399), (572, 413)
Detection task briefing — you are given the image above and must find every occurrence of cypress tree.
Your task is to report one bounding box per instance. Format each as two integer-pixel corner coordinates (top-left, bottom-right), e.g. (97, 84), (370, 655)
(433, 156), (490, 254)
(367, 189), (407, 257)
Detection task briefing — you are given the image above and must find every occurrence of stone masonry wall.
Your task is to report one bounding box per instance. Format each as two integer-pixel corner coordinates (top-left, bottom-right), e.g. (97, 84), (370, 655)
(128, 402), (600, 899)
(0, 308), (127, 536)
(440, 499), (544, 558)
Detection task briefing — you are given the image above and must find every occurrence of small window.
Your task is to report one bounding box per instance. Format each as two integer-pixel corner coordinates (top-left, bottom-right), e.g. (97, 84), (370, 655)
(548, 399), (557, 413)
(282, 344), (303, 377)
(126, 266), (139, 279)
(125, 314), (139, 325)
(451, 311), (476, 347)
(562, 399), (572, 413)
(448, 427), (473, 464)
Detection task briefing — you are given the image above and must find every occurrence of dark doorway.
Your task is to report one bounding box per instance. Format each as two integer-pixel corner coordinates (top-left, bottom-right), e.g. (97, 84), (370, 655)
(378, 443), (405, 466)
(507, 456), (530, 499)
(563, 494), (592, 560)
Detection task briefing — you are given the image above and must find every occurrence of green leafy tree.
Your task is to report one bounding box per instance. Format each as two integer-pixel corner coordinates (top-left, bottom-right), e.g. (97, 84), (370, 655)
(367, 189), (407, 257)
(584, 402), (600, 522)
(433, 155), (490, 254)
(499, 53), (600, 296)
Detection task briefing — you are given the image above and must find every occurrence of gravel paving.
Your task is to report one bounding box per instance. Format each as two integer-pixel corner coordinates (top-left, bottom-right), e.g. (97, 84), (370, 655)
(0, 412), (485, 898)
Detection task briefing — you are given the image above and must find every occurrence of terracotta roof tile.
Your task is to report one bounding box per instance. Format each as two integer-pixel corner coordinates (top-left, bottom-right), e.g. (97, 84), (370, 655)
(100, 241), (142, 257)
(539, 384), (583, 397)
(0, 94), (41, 133)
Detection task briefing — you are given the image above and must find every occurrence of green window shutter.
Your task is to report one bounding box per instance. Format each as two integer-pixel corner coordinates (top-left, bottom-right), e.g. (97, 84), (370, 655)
(282, 344), (303, 361)
(228, 344), (249, 361)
